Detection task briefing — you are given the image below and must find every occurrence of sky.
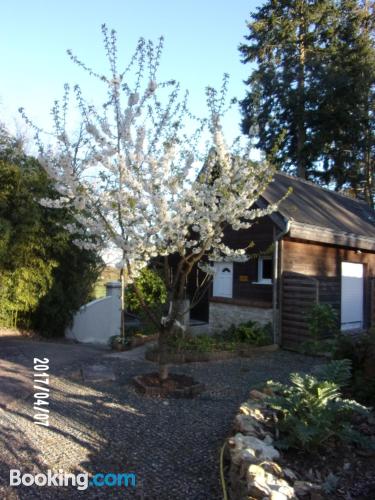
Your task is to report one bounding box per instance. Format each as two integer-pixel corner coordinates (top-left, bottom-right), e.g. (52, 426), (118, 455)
(0, 0), (261, 145)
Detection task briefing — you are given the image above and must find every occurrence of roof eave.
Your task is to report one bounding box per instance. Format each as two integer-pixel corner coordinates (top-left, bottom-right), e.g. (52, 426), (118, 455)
(289, 221), (375, 252)
(256, 197), (289, 232)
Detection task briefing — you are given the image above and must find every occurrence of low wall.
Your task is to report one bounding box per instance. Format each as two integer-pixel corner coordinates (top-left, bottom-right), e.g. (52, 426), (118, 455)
(209, 302), (273, 332)
(65, 282), (121, 345)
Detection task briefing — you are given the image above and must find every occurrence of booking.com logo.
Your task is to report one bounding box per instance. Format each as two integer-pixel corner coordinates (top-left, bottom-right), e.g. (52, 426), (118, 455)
(10, 469), (137, 490)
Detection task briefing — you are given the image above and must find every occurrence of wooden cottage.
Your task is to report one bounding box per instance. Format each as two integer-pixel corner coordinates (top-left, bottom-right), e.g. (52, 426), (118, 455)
(189, 172), (375, 348)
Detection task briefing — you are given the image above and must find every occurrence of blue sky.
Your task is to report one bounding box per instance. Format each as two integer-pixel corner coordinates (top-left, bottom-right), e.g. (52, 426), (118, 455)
(0, 0), (260, 143)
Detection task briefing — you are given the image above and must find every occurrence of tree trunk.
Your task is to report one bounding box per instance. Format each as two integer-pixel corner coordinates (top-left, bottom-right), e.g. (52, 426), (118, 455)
(157, 298), (188, 381)
(158, 324), (172, 381)
(120, 265), (126, 341)
(296, 3), (307, 179)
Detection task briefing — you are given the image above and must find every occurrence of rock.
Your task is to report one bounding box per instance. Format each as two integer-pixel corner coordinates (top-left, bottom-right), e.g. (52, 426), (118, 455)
(293, 481), (321, 497)
(247, 465), (271, 497)
(250, 389), (268, 400)
(264, 434), (274, 445)
(239, 401), (265, 422)
(270, 491), (289, 500)
(262, 461), (283, 477)
(249, 479), (272, 498)
(234, 414), (262, 436)
(269, 485), (296, 500)
(247, 465), (295, 499)
(283, 468), (297, 482)
(248, 463), (266, 478)
(310, 492), (324, 500)
(276, 485), (296, 499)
(230, 434), (280, 465)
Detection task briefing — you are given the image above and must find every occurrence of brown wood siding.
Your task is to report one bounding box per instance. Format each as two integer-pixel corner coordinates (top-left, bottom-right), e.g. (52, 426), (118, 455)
(233, 260), (273, 304)
(281, 272), (318, 348)
(223, 216), (275, 253)
(281, 239), (375, 345)
(283, 238), (375, 277)
(210, 216), (275, 307)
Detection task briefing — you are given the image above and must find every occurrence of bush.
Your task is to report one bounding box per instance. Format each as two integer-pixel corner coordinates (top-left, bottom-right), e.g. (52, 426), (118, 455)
(0, 128), (102, 336)
(300, 304), (339, 355)
(265, 360), (372, 451)
(221, 320), (273, 346)
(307, 303), (338, 339)
(167, 333), (236, 352)
(109, 335), (131, 350)
(125, 267), (167, 313)
(333, 332), (375, 405)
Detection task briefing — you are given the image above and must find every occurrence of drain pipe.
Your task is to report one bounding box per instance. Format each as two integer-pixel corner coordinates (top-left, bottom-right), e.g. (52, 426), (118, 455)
(272, 221), (290, 344)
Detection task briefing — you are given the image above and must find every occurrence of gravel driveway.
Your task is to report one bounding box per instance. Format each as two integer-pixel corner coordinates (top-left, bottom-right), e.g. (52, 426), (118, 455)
(0, 340), (323, 499)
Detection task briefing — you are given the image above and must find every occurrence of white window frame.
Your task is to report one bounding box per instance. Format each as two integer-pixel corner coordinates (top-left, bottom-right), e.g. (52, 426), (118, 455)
(255, 256), (273, 285)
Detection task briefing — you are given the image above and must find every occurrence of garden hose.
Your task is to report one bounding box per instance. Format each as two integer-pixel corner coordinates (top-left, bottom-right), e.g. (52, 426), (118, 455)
(220, 441), (228, 500)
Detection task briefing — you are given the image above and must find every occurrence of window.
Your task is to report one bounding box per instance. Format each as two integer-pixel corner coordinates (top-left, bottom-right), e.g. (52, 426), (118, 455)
(256, 256), (273, 284)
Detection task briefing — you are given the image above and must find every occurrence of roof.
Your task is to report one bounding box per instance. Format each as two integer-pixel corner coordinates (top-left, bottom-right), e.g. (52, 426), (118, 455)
(260, 172), (375, 251)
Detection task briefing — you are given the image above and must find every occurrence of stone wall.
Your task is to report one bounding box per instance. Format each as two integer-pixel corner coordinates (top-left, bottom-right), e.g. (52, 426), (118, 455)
(209, 302), (273, 332)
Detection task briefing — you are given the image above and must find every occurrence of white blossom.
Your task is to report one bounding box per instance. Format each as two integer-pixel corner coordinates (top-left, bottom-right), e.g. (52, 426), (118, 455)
(23, 27), (282, 290)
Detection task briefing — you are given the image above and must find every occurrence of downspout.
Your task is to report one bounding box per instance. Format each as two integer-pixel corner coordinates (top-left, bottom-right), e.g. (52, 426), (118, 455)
(272, 221), (290, 344)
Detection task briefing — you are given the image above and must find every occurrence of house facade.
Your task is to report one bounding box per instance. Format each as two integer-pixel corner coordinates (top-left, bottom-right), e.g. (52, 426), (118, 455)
(189, 173), (375, 348)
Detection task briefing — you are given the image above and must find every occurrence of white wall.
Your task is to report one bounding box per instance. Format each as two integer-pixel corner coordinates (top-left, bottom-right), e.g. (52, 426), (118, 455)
(65, 282), (121, 345)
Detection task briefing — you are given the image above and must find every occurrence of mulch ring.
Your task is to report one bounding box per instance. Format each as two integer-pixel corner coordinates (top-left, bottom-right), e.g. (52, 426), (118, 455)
(133, 372), (205, 398)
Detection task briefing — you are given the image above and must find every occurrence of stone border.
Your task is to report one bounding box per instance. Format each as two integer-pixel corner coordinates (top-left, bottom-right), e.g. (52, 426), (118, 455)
(129, 333), (158, 348)
(133, 375), (205, 398)
(226, 389), (322, 499)
(112, 333), (158, 351)
(145, 344), (278, 364)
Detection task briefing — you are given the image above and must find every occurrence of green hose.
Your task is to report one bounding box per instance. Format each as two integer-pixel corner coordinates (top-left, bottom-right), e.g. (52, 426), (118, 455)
(220, 441), (229, 500)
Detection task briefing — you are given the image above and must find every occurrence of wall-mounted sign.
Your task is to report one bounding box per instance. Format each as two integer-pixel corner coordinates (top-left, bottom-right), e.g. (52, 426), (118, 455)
(239, 275), (249, 282)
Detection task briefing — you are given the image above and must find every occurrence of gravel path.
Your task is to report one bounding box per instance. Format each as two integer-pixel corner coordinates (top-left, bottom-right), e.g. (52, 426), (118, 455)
(0, 348), (324, 499)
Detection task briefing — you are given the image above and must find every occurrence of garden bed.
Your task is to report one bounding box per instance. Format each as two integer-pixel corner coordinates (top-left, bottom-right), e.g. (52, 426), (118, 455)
(111, 333), (158, 351)
(223, 361), (375, 499)
(145, 344), (278, 363)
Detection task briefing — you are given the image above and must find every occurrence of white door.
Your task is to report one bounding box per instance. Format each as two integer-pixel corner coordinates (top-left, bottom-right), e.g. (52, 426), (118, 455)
(213, 262), (233, 298)
(341, 262), (364, 331)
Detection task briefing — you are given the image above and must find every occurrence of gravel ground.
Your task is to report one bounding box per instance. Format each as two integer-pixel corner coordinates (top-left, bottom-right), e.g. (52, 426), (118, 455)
(0, 349), (324, 499)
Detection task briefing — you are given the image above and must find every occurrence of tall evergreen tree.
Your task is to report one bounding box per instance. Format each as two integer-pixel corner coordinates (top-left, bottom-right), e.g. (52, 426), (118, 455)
(315, 0), (374, 205)
(240, 0), (375, 206)
(240, 0), (335, 179)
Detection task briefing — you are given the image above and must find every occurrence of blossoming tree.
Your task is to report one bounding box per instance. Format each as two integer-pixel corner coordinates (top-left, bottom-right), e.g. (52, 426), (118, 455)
(20, 25), (281, 380)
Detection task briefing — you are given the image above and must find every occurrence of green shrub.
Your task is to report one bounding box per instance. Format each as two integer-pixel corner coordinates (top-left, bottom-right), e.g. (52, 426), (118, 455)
(221, 320), (272, 346)
(109, 335), (131, 349)
(167, 333), (236, 352)
(125, 268), (167, 313)
(315, 358), (352, 387)
(333, 334), (368, 370)
(168, 334), (216, 352)
(300, 304), (339, 355)
(307, 303), (338, 340)
(266, 360), (372, 451)
(0, 128), (102, 336)
(333, 333), (375, 405)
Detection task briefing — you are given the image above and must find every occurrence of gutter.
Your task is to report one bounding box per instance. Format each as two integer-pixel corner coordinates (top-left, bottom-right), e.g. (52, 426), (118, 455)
(272, 220), (290, 344)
